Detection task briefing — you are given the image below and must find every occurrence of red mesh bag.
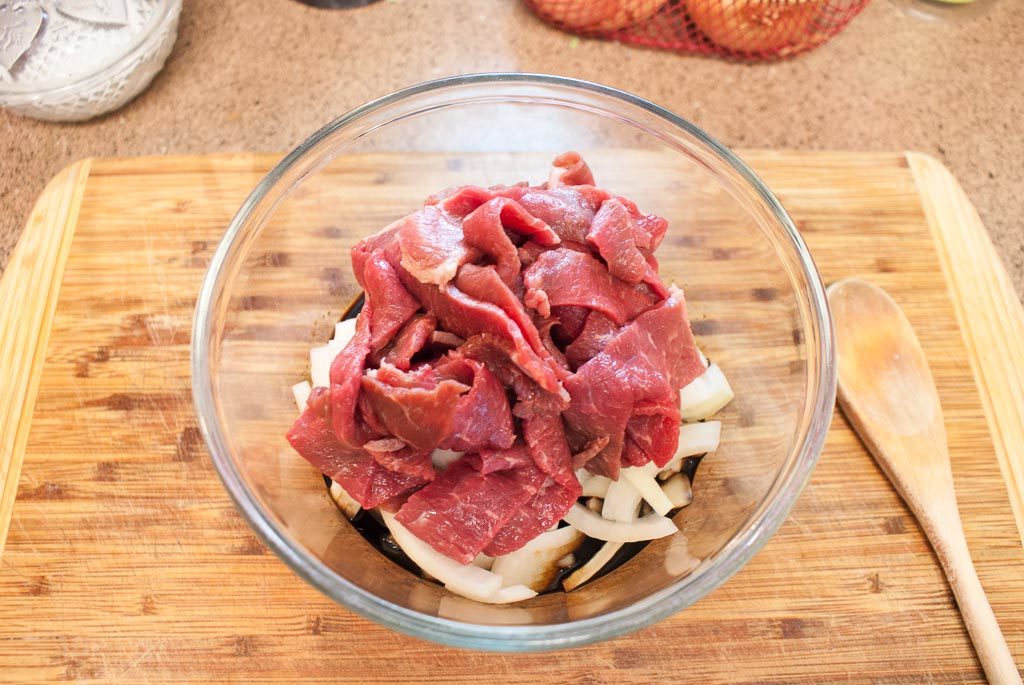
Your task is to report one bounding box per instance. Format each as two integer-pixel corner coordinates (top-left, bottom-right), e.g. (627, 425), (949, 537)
(524, 0), (869, 61)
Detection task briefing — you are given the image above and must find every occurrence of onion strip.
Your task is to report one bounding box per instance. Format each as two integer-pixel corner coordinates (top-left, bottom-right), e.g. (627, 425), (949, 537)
(621, 465), (674, 516)
(562, 541), (624, 592)
(563, 503), (677, 542)
(292, 380), (311, 413)
(679, 363), (734, 422)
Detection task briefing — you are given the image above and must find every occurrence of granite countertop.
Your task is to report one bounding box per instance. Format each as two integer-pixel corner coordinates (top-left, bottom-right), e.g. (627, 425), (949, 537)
(2, 0), (1021, 295)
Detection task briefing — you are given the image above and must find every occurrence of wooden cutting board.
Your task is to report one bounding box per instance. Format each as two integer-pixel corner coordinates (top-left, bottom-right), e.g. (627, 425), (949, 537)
(1, 151), (1022, 683)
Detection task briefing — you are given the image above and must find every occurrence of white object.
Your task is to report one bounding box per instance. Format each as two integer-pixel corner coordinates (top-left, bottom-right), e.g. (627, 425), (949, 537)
(580, 474), (611, 498)
(621, 464), (674, 516)
(292, 381), (311, 413)
(430, 449), (464, 470)
(0, 0), (182, 122)
(661, 474), (693, 510)
(491, 526), (583, 592)
(328, 480), (360, 519)
(601, 477), (643, 523)
(450, 582), (537, 605)
(471, 554), (495, 570)
(562, 541), (624, 592)
(334, 319), (357, 347)
(308, 318), (357, 388)
(563, 503), (678, 542)
(679, 363), (734, 422)
(664, 421), (721, 472)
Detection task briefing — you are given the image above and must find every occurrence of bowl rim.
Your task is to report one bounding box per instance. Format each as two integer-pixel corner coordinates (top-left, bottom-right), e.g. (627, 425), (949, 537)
(191, 72), (836, 652)
(0, 0), (181, 98)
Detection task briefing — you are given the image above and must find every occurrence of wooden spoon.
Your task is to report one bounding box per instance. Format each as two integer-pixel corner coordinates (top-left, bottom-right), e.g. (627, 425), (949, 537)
(828, 278), (1022, 685)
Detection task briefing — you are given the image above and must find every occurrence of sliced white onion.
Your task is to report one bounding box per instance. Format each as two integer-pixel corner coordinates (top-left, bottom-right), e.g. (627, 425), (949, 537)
(621, 464), (674, 516)
(448, 582), (537, 604)
(328, 480), (361, 519)
(431, 448), (465, 470)
(292, 380), (311, 413)
(680, 363), (733, 422)
(491, 525), (584, 592)
(471, 553), (495, 570)
(664, 421), (721, 472)
(562, 541), (624, 592)
(564, 503), (678, 542)
(334, 318), (357, 346)
(381, 511), (503, 600)
(310, 339), (344, 388)
(661, 474), (693, 510)
(581, 474), (611, 498)
(601, 477), (643, 523)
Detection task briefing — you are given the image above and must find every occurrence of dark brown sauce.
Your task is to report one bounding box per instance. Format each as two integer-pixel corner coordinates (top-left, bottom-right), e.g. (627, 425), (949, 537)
(322, 293), (705, 594)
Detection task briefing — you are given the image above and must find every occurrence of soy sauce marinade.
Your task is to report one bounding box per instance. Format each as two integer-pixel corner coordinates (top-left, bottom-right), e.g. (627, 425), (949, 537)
(322, 294), (704, 593)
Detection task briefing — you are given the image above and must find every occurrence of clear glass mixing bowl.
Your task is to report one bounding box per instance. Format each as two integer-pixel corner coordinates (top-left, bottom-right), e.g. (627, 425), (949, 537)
(192, 73), (836, 651)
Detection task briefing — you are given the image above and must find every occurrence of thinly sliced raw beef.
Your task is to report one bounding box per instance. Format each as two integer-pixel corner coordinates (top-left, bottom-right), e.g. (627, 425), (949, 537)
(563, 291), (704, 479)
(362, 250), (421, 351)
(361, 366), (467, 451)
(461, 197), (559, 287)
(523, 248), (659, 324)
(612, 194), (669, 253)
(329, 303), (375, 449)
(429, 185), (493, 218)
(484, 479), (580, 556)
(454, 264), (557, 368)
(287, 406), (425, 508)
(496, 186), (596, 244)
(381, 314), (436, 370)
(547, 151), (595, 188)
(571, 436), (611, 470)
(397, 205), (476, 286)
(394, 456), (537, 564)
(351, 220), (402, 290)
(586, 198), (648, 284)
(363, 438), (436, 482)
(475, 443), (536, 475)
(564, 311), (618, 370)
(436, 356), (515, 452)
(625, 410), (681, 468)
(456, 334), (570, 418)
(550, 305), (590, 342)
(522, 412), (575, 488)
(395, 271), (566, 397)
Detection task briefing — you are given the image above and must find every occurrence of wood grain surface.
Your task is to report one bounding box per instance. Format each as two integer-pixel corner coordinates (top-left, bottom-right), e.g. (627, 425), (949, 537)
(0, 151), (1022, 683)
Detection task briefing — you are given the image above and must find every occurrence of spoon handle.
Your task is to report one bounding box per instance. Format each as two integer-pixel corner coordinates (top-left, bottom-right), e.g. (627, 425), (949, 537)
(919, 504), (1022, 684)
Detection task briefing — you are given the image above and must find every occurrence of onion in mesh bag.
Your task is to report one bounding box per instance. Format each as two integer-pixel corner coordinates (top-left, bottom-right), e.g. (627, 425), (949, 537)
(688, 0), (820, 53)
(534, 0), (670, 32)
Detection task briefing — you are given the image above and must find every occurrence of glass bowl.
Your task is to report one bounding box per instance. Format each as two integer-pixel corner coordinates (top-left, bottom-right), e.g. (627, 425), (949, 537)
(192, 73), (836, 652)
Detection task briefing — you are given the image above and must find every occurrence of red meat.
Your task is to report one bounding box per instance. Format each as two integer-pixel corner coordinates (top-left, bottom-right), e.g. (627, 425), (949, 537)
(397, 205), (476, 286)
(586, 197), (648, 284)
(287, 406), (425, 509)
(381, 314), (436, 371)
(461, 197), (559, 287)
(563, 291), (704, 479)
(394, 456), (537, 564)
(436, 356), (516, 453)
(523, 248), (659, 324)
(361, 365), (469, 451)
(564, 311), (618, 370)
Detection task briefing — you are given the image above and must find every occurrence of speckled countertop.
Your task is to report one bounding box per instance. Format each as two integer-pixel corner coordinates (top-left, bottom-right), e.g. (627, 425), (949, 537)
(1, 0), (1021, 294)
